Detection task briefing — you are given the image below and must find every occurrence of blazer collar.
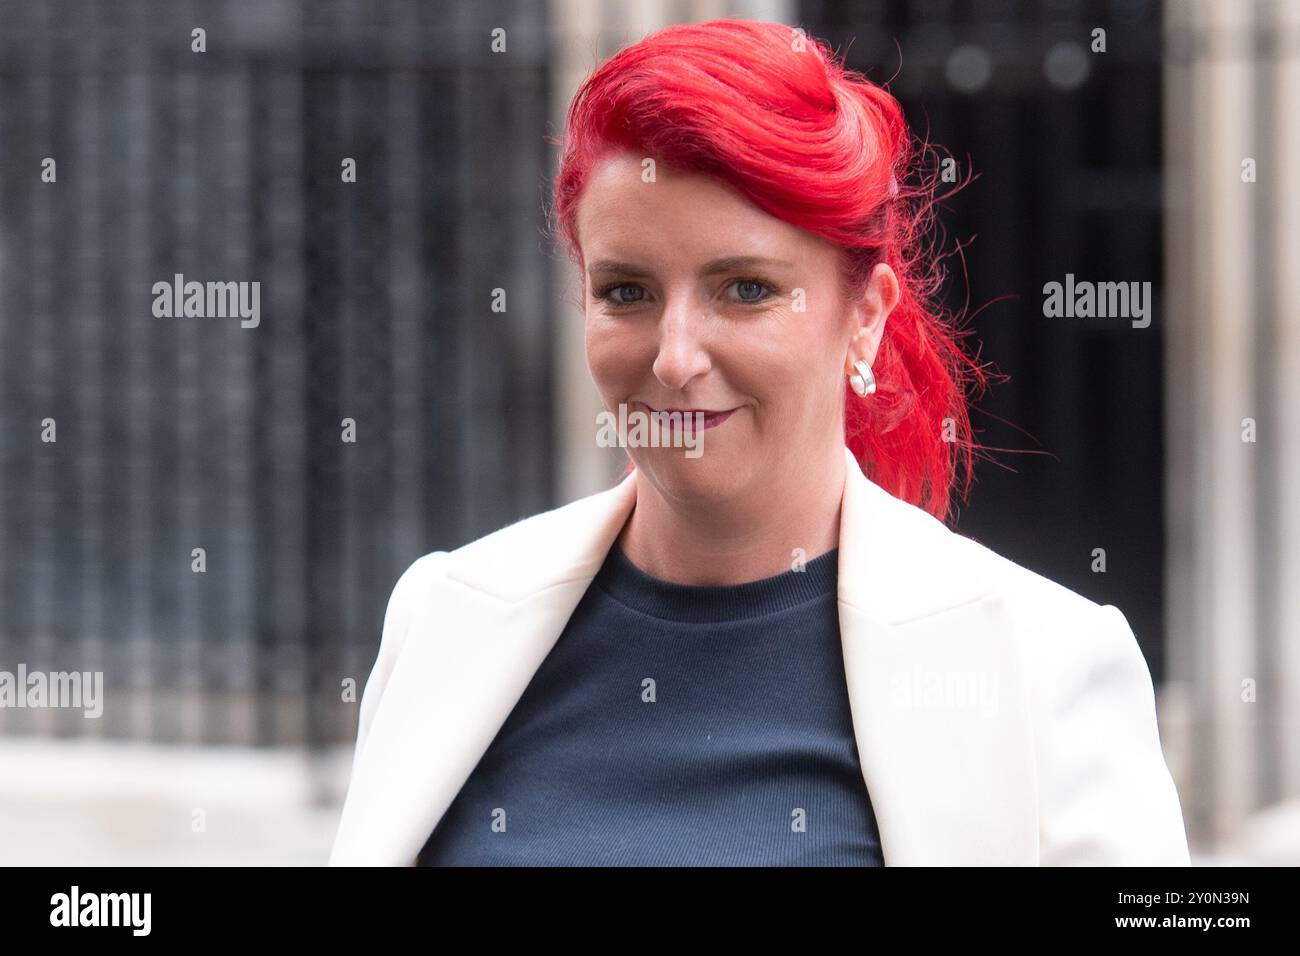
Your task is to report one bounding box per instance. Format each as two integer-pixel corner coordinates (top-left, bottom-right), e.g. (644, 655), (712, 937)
(330, 446), (1037, 865)
(444, 446), (991, 623)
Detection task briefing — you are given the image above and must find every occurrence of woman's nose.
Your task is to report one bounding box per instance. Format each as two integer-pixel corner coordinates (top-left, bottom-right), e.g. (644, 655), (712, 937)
(651, 297), (712, 390)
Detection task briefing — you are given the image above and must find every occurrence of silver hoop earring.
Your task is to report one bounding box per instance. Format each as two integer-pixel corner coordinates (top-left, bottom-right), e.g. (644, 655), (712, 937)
(849, 359), (876, 397)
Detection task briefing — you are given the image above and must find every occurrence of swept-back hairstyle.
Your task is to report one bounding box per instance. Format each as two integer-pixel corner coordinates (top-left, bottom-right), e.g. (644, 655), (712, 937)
(551, 18), (988, 524)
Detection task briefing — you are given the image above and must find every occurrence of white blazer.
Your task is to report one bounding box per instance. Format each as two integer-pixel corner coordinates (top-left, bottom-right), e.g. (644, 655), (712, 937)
(329, 445), (1191, 866)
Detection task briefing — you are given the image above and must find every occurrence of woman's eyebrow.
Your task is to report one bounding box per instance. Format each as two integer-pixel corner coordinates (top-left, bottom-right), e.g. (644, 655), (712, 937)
(587, 255), (795, 278)
(587, 259), (653, 278)
(699, 255), (795, 275)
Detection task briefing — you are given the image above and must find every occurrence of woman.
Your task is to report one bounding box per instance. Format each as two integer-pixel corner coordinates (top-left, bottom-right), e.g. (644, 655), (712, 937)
(329, 19), (1190, 866)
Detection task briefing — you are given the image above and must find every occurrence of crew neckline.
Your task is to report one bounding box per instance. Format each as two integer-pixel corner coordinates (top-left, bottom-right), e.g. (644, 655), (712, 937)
(592, 543), (839, 624)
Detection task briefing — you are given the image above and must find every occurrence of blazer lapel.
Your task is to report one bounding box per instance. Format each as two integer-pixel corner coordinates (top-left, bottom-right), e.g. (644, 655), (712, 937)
(835, 443), (1038, 864)
(337, 447), (1037, 866)
(332, 470), (640, 865)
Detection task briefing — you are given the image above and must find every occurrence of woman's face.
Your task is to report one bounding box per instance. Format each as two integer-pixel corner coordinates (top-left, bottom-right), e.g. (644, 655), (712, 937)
(575, 149), (893, 505)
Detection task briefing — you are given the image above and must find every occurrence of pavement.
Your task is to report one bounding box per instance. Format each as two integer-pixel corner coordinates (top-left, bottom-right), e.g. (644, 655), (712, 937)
(0, 736), (1294, 866)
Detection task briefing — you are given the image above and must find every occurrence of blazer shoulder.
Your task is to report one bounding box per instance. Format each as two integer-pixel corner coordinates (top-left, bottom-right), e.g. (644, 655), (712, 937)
(936, 529), (1151, 711)
(343, 548), (450, 796)
(878, 487), (1107, 624)
(843, 475), (1110, 624)
(379, 483), (624, 617)
(445, 480), (629, 563)
(932, 533), (1190, 864)
(386, 549), (453, 619)
(396, 548), (452, 585)
(363, 548), (454, 703)
(426, 477), (636, 603)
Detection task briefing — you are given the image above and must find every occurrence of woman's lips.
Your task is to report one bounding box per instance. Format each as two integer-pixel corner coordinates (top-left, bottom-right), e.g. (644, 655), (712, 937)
(695, 409), (735, 429)
(642, 404), (737, 430)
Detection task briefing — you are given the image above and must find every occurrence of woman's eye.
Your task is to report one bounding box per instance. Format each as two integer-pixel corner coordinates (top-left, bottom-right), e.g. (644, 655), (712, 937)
(596, 283), (647, 305)
(595, 279), (775, 307)
(729, 278), (775, 303)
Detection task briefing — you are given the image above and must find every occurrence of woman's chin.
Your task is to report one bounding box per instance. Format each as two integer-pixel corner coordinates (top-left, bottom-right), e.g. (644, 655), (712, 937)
(635, 449), (749, 504)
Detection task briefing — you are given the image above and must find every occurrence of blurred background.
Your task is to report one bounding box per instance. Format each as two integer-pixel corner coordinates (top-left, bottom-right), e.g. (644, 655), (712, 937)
(0, 0), (1295, 865)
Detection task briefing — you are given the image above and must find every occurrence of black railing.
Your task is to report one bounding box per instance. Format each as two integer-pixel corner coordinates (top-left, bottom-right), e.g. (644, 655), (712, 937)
(0, 0), (556, 744)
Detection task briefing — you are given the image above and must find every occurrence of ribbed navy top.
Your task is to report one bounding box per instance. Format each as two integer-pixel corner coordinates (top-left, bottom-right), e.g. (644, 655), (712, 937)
(417, 542), (885, 866)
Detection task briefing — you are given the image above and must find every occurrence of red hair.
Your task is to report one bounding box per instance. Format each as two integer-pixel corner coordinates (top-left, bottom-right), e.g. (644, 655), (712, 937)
(550, 18), (989, 524)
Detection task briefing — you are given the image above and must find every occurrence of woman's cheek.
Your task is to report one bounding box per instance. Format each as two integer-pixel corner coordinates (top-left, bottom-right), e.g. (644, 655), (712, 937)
(596, 315), (649, 356)
(586, 331), (635, 394)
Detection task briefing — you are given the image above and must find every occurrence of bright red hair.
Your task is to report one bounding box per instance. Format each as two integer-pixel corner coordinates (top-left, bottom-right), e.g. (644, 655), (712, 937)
(550, 18), (989, 524)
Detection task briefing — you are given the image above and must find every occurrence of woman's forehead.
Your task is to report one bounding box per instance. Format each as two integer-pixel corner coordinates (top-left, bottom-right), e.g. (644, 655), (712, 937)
(576, 157), (827, 268)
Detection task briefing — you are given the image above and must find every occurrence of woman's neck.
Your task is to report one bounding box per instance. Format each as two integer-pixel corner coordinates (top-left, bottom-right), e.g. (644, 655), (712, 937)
(614, 443), (847, 586)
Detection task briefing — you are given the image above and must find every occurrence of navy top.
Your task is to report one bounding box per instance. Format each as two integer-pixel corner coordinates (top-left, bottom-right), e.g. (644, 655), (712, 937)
(417, 542), (884, 866)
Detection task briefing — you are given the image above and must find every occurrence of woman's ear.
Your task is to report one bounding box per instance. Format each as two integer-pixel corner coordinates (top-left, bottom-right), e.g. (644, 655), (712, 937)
(844, 262), (900, 371)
